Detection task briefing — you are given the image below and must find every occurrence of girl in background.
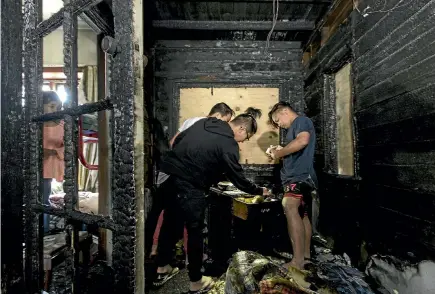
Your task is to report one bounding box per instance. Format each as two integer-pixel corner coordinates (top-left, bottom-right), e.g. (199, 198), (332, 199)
(43, 91), (64, 234)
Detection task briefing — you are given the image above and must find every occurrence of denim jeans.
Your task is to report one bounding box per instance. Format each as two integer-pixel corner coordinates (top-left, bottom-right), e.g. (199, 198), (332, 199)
(43, 178), (52, 233)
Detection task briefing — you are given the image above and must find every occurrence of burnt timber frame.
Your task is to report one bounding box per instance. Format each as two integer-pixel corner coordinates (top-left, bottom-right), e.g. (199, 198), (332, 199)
(1, 0), (25, 292)
(21, 0), (146, 293)
(152, 20), (315, 31)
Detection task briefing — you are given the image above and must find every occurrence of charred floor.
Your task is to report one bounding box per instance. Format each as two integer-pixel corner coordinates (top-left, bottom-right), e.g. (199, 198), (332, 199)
(2, 0), (435, 293)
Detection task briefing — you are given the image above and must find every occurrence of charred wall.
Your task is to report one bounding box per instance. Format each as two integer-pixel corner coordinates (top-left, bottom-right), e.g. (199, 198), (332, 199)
(153, 40), (304, 178)
(305, 0), (435, 264)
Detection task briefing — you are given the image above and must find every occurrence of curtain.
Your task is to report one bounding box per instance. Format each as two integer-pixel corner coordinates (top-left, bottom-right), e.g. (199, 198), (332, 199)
(78, 66), (99, 192)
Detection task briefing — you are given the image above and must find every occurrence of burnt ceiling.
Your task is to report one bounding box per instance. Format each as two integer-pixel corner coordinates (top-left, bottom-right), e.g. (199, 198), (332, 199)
(148, 0), (331, 42)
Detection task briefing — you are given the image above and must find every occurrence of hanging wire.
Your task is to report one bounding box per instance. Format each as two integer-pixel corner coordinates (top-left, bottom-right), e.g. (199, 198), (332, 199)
(353, 0), (415, 17)
(265, 0), (279, 54)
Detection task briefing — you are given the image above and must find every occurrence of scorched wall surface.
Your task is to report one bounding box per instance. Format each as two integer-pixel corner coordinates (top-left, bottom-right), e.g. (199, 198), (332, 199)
(305, 0), (435, 263)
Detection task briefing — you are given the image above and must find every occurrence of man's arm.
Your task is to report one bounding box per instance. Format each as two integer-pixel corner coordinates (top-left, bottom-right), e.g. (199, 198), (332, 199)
(222, 148), (264, 195)
(272, 117), (313, 159)
(169, 131), (180, 147)
(273, 132), (310, 159)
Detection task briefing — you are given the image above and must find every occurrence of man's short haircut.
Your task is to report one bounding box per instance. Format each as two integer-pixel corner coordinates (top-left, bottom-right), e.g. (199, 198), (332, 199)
(208, 102), (235, 117)
(231, 107), (262, 136)
(268, 101), (295, 128)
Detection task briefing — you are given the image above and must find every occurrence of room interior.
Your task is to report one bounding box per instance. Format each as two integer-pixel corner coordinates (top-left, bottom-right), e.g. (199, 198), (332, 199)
(2, 0), (435, 293)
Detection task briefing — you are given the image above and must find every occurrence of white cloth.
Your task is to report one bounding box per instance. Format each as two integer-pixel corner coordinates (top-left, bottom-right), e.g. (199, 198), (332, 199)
(178, 116), (206, 132)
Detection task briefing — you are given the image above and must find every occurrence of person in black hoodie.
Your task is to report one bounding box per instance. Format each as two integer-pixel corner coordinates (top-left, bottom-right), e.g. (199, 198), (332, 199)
(153, 107), (269, 293)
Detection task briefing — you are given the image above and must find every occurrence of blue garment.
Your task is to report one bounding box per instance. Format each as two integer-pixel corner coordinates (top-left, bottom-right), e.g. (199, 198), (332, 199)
(280, 116), (317, 187)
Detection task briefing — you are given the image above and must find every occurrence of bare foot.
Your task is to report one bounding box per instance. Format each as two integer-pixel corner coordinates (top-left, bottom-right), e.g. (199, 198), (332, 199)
(190, 276), (214, 292)
(283, 260), (304, 270)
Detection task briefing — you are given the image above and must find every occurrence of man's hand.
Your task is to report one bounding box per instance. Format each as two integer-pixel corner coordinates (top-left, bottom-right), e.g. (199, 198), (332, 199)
(269, 145), (283, 160)
(262, 187), (271, 196)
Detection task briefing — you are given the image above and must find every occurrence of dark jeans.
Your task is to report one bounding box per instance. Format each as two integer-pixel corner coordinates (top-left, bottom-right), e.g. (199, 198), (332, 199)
(155, 177), (207, 282)
(145, 178), (174, 257)
(43, 178), (52, 233)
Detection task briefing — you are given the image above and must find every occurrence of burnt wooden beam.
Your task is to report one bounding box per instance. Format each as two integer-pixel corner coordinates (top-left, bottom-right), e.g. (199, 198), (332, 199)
(23, 0), (44, 292)
(111, 0), (146, 292)
(1, 0), (25, 291)
(152, 20), (315, 31)
(81, 4), (115, 36)
(34, 0), (103, 38)
(158, 0), (331, 3)
(62, 0), (81, 290)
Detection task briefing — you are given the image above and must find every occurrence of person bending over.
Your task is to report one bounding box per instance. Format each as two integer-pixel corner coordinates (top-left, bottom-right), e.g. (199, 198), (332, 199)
(267, 102), (318, 270)
(153, 108), (269, 293)
(146, 102), (235, 259)
(169, 102), (234, 146)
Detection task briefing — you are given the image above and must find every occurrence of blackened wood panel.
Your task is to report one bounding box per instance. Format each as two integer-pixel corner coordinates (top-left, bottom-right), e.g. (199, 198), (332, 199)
(356, 84), (435, 129)
(356, 55), (435, 111)
(359, 143), (435, 166)
(358, 113), (435, 146)
(353, 0), (434, 57)
(360, 163), (435, 194)
(365, 184), (435, 223)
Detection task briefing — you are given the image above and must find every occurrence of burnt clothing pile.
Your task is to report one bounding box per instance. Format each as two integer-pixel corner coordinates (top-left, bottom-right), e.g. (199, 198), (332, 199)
(207, 250), (375, 294)
(365, 255), (435, 294)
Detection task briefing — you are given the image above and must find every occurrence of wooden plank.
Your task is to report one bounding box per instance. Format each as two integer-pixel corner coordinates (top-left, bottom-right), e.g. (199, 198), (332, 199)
(133, 0), (146, 292)
(334, 63), (354, 176)
(179, 87), (280, 164)
(152, 20), (315, 31)
(356, 55), (435, 111)
(358, 113), (435, 146)
(360, 163), (435, 194)
(359, 143), (435, 166)
(96, 33), (111, 261)
(110, 0), (146, 292)
(356, 84), (435, 130)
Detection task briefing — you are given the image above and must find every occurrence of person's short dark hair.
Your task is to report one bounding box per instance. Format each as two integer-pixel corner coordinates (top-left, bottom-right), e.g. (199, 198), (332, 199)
(43, 91), (61, 105)
(268, 101), (295, 128)
(208, 102), (235, 117)
(231, 107), (262, 136)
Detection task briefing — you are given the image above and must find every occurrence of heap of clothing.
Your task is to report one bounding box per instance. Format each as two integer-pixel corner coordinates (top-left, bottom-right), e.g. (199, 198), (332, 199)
(207, 250), (375, 294)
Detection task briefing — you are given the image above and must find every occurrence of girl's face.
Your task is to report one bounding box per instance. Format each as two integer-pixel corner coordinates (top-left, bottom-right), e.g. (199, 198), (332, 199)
(43, 101), (61, 114)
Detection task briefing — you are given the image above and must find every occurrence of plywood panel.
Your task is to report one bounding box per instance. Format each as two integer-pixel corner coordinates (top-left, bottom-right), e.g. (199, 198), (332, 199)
(335, 63), (354, 176)
(179, 87), (280, 164)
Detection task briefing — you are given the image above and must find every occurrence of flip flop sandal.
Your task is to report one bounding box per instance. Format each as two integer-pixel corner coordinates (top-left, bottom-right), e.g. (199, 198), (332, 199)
(153, 267), (180, 287)
(184, 281), (215, 294)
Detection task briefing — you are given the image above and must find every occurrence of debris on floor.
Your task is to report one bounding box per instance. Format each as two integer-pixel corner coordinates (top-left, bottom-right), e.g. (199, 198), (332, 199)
(365, 255), (435, 294)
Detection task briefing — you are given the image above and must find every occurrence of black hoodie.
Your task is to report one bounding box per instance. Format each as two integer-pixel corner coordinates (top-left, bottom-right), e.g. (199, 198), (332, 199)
(160, 117), (263, 195)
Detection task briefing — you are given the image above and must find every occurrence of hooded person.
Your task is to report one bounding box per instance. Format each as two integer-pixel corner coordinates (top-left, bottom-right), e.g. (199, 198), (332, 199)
(145, 103), (235, 259)
(152, 107), (270, 293)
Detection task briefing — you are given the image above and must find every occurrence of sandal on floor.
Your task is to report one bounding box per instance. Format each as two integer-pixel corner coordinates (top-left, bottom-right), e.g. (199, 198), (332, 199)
(153, 267), (180, 287)
(184, 281), (215, 294)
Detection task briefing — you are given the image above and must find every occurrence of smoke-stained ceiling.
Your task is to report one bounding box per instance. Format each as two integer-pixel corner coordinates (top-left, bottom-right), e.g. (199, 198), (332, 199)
(149, 0), (331, 42)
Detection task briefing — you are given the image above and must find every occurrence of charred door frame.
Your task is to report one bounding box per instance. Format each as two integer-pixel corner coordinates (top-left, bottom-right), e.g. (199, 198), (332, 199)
(21, 0), (145, 293)
(321, 46), (359, 176)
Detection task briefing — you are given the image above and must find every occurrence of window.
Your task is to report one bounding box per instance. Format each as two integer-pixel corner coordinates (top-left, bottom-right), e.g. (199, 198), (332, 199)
(334, 63), (354, 176)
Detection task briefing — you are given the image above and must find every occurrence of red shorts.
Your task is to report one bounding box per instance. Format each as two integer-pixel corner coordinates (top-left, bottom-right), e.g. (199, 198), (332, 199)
(283, 182), (314, 218)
